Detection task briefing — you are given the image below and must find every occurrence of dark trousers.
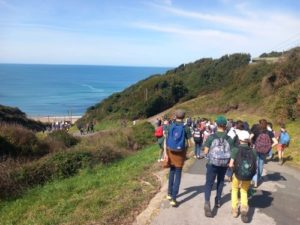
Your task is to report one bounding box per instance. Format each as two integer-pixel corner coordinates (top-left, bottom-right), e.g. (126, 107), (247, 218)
(168, 166), (182, 200)
(204, 164), (227, 202)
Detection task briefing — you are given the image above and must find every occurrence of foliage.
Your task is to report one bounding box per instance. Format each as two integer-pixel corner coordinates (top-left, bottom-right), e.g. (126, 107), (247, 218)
(0, 123), (50, 158)
(0, 122), (155, 199)
(0, 105), (46, 131)
(47, 130), (79, 148)
(0, 145), (159, 225)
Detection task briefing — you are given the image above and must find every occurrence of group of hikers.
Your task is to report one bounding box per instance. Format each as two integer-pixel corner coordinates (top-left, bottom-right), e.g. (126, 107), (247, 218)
(154, 109), (290, 223)
(77, 121), (95, 135)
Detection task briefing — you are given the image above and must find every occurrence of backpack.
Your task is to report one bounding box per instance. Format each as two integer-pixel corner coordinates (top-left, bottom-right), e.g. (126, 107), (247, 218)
(193, 128), (203, 143)
(234, 146), (257, 181)
(155, 126), (163, 138)
(208, 134), (231, 167)
(166, 123), (186, 152)
(279, 132), (290, 145)
(255, 132), (272, 154)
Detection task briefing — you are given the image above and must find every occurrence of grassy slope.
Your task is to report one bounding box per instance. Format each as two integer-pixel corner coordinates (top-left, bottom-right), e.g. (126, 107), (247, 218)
(0, 145), (160, 225)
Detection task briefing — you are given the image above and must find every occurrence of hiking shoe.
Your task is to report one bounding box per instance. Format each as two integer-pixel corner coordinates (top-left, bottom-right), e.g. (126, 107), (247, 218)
(241, 206), (249, 223)
(170, 199), (178, 207)
(215, 197), (221, 208)
(166, 195), (172, 200)
(204, 202), (212, 217)
(231, 208), (239, 218)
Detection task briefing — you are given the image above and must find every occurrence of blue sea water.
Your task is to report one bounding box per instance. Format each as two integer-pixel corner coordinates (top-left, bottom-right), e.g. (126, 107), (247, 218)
(0, 64), (170, 116)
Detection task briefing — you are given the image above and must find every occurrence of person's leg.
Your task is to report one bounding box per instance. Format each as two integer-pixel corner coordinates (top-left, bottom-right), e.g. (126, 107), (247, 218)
(215, 166), (227, 207)
(171, 167), (182, 201)
(231, 174), (239, 217)
(194, 144), (198, 158)
(257, 153), (265, 182)
(240, 180), (251, 223)
(267, 148), (273, 160)
(196, 143), (201, 158)
(168, 166), (175, 197)
(204, 164), (217, 202)
(204, 164), (217, 217)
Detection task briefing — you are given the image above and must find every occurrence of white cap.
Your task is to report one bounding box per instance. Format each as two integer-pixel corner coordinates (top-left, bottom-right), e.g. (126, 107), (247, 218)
(237, 130), (250, 142)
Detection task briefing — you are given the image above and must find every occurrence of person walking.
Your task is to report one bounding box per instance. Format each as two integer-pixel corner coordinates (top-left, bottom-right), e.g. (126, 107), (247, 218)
(203, 115), (234, 217)
(154, 120), (164, 162)
(277, 124), (290, 165)
(165, 109), (192, 207)
(229, 130), (257, 223)
(250, 119), (278, 187)
(192, 123), (204, 159)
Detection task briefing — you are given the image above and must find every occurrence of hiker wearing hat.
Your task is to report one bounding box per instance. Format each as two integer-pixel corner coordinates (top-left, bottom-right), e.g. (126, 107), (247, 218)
(165, 109), (192, 207)
(229, 130), (257, 223)
(203, 115), (234, 217)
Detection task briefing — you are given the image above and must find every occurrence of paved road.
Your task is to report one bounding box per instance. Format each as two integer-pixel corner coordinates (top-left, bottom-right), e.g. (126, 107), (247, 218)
(146, 159), (300, 225)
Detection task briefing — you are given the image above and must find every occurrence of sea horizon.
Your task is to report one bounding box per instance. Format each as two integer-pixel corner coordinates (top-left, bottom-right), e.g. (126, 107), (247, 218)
(0, 64), (171, 117)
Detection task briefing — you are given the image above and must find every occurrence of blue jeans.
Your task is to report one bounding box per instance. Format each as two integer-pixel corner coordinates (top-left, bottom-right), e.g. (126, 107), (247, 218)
(204, 164), (227, 202)
(194, 142), (202, 157)
(268, 148), (273, 158)
(252, 153), (266, 184)
(168, 166), (182, 200)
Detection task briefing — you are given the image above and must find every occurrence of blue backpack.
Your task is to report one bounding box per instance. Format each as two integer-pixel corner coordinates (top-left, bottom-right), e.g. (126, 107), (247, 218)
(167, 123), (186, 152)
(280, 132), (290, 145)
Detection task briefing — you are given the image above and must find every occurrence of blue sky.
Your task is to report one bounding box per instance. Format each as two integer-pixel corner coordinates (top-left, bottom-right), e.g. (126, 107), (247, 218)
(1, 0), (300, 67)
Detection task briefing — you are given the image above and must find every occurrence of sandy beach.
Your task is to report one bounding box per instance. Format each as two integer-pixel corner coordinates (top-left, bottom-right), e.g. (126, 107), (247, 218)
(29, 115), (82, 124)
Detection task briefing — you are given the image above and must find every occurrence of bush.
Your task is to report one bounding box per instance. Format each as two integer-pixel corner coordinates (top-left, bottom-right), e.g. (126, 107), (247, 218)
(0, 123), (50, 158)
(131, 122), (155, 149)
(48, 130), (79, 148)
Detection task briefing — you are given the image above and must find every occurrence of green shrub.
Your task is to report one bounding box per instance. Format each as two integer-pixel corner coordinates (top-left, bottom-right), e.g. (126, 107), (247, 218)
(132, 122), (155, 149)
(0, 123), (49, 158)
(93, 145), (123, 164)
(48, 130), (79, 148)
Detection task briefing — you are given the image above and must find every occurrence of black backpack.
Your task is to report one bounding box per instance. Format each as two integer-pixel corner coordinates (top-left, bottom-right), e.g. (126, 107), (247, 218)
(234, 146), (256, 181)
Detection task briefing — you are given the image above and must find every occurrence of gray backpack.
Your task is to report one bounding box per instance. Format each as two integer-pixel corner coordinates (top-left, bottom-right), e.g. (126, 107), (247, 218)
(208, 134), (231, 167)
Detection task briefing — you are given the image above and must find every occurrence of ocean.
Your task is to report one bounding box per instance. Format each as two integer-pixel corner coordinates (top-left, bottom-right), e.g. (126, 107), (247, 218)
(0, 64), (170, 116)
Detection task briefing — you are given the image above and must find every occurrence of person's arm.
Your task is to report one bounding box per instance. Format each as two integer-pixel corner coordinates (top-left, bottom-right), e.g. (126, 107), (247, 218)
(204, 146), (209, 155)
(272, 137), (278, 147)
(229, 158), (234, 168)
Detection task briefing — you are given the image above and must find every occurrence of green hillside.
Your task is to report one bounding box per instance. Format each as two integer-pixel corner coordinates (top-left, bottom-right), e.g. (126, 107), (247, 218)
(79, 47), (300, 125)
(0, 105), (46, 131)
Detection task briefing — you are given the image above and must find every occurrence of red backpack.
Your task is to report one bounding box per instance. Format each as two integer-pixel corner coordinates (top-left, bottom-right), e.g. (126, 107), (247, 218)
(155, 126), (163, 138)
(255, 132), (272, 154)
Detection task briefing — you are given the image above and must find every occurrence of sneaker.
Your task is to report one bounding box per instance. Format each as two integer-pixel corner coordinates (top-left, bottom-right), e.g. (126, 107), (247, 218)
(215, 197), (221, 208)
(231, 208), (239, 218)
(170, 199), (178, 207)
(204, 201), (212, 217)
(166, 195), (172, 200)
(241, 206), (249, 223)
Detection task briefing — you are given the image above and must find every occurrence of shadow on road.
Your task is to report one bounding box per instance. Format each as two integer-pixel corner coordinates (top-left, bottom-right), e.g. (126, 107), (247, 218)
(265, 172), (287, 182)
(177, 185), (205, 205)
(247, 190), (274, 223)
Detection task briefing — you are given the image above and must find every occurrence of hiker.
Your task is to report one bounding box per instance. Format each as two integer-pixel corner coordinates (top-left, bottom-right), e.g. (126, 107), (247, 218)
(277, 124), (290, 165)
(203, 115), (234, 217)
(250, 119), (278, 187)
(165, 109), (192, 207)
(192, 123), (204, 159)
(154, 120), (164, 162)
(266, 122), (275, 160)
(229, 130), (256, 223)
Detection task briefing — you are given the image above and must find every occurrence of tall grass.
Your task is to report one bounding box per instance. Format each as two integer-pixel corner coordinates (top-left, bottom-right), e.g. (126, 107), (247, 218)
(0, 145), (160, 225)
